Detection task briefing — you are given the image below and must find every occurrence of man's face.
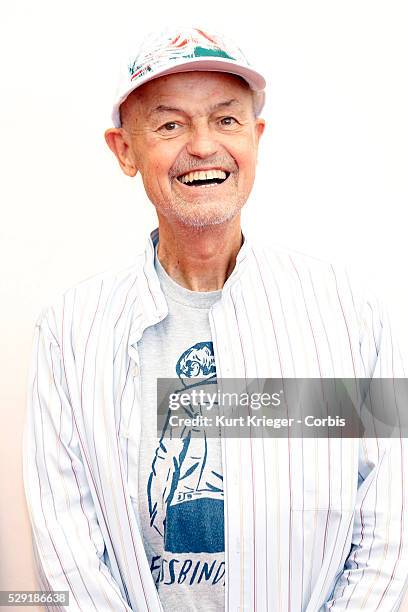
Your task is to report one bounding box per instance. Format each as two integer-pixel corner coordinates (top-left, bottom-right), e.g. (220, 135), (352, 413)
(106, 71), (265, 228)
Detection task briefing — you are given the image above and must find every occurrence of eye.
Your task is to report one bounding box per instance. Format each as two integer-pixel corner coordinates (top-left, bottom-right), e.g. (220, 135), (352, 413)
(219, 116), (238, 127)
(158, 122), (180, 132)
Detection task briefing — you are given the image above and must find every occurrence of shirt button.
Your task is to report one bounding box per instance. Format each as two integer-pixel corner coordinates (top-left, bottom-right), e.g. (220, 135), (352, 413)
(133, 364), (139, 377)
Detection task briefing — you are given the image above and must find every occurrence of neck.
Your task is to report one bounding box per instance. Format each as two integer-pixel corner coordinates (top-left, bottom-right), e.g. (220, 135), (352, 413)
(155, 215), (243, 292)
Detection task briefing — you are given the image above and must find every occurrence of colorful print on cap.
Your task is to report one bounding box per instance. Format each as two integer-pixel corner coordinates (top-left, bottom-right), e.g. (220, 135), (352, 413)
(127, 27), (242, 84)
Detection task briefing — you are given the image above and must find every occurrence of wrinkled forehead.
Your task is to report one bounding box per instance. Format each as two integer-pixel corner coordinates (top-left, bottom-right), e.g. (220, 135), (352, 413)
(119, 71), (253, 123)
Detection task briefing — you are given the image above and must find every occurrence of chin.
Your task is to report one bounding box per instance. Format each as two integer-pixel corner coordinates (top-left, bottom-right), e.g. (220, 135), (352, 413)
(157, 193), (247, 229)
(167, 206), (242, 229)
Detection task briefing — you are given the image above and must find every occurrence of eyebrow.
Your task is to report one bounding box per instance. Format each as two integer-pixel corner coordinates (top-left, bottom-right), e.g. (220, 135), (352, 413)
(147, 98), (243, 118)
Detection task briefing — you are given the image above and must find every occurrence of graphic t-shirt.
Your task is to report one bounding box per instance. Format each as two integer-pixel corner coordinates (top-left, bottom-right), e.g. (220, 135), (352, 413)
(135, 245), (225, 612)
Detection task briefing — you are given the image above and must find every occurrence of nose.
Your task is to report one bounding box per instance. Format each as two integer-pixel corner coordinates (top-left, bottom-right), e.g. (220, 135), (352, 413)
(186, 121), (219, 158)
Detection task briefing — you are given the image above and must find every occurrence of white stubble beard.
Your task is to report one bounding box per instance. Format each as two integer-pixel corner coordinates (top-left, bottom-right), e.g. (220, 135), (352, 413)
(162, 174), (248, 229)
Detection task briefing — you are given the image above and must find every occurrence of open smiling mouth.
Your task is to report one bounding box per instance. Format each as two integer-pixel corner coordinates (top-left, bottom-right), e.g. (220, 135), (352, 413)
(176, 169), (230, 187)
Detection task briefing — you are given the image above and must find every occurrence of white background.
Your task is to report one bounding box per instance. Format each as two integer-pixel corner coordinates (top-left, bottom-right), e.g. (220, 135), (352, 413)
(1, 0), (407, 603)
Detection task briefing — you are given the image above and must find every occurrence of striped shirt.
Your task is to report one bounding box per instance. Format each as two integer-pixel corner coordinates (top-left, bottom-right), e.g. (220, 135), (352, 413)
(23, 226), (408, 611)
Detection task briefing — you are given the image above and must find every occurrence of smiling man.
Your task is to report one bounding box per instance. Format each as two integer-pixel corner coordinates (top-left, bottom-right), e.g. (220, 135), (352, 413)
(23, 26), (408, 612)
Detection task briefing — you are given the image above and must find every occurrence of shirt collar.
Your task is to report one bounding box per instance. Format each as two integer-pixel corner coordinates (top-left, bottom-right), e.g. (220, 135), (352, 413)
(128, 224), (251, 347)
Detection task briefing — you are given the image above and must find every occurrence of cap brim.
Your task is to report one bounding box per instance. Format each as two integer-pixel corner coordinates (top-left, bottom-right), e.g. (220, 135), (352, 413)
(112, 56), (266, 127)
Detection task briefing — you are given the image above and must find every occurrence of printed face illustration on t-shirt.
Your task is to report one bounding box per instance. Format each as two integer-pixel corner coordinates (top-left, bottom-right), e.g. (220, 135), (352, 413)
(147, 341), (224, 555)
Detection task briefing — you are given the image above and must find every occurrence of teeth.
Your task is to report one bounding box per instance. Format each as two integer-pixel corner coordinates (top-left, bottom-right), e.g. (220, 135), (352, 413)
(179, 169), (227, 184)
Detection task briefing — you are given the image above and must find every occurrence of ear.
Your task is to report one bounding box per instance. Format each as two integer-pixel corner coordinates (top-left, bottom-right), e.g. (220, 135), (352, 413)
(104, 128), (138, 177)
(254, 118), (266, 164)
(254, 118), (266, 143)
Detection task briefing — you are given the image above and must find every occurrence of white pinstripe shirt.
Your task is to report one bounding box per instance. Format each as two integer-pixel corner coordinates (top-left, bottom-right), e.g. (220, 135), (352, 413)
(23, 226), (408, 611)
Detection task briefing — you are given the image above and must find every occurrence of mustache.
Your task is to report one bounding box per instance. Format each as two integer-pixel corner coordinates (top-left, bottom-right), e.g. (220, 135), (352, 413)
(170, 157), (237, 178)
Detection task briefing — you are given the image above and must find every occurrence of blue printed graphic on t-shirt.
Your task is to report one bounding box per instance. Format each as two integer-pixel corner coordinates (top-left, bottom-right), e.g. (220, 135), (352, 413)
(147, 341), (224, 556)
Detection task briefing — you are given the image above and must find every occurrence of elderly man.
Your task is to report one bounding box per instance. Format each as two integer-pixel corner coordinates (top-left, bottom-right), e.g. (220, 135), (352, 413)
(23, 26), (407, 612)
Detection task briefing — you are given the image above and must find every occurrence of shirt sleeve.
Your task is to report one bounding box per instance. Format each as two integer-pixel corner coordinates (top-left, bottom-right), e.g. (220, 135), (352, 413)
(321, 295), (408, 610)
(22, 310), (133, 612)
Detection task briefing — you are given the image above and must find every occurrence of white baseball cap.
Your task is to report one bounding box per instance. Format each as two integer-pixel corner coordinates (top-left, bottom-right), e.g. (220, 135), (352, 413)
(112, 26), (266, 127)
